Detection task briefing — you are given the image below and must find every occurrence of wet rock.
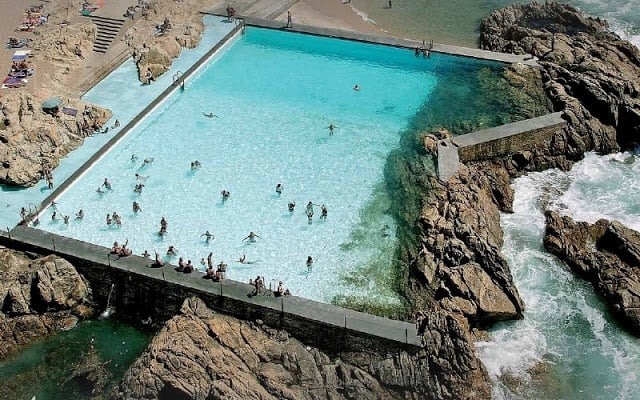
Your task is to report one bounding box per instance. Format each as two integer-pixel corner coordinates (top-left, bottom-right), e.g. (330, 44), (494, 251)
(544, 211), (640, 336)
(113, 297), (490, 400)
(0, 249), (93, 359)
(481, 2), (640, 157)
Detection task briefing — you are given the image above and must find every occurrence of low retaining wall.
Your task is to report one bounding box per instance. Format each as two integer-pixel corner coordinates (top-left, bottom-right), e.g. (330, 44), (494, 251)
(1, 226), (421, 353)
(438, 112), (566, 180)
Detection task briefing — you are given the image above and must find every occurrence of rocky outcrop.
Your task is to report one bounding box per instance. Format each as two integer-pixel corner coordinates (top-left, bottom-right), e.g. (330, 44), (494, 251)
(124, 0), (216, 83)
(112, 297), (490, 400)
(409, 161), (524, 325)
(544, 211), (640, 336)
(0, 249), (93, 359)
(481, 2), (640, 160)
(0, 93), (111, 186)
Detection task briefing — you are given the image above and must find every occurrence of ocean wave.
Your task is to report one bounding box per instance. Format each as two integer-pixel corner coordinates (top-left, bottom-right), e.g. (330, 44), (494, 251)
(348, 4), (377, 25)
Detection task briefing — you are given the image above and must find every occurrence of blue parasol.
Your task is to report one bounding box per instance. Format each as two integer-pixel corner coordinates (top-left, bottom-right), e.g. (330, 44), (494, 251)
(41, 96), (62, 109)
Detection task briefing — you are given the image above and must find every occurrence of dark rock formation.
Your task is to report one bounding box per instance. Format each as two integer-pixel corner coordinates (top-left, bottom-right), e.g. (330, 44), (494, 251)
(408, 161), (524, 324)
(481, 2), (640, 159)
(544, 211), (640, 336)
(112, 297), (490, 400)
(0, 249), (93, 359)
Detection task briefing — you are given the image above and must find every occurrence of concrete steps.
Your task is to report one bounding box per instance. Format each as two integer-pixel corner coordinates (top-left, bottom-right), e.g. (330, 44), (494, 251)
(89, 15), (125, 53)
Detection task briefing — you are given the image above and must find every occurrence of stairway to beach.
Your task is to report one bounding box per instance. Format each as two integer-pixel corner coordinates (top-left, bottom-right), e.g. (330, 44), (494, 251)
(89, 15), (125, 53)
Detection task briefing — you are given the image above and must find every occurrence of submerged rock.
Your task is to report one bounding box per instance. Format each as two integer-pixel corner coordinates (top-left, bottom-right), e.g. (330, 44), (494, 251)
(544, 211), (640, 336)
(112, 297), (490, 400)
(0, 249), (93, 359)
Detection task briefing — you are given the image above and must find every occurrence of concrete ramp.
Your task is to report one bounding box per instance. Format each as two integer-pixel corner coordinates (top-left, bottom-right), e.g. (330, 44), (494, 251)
(437, 139), (460, 182)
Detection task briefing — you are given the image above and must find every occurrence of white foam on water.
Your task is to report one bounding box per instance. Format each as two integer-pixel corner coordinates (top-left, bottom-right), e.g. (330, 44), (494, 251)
(349, 4), (377, 25)
(478, 164), (640, 399)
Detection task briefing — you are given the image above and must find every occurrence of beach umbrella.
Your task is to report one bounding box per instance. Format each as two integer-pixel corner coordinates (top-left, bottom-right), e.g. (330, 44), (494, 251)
(41, 96), (62, 110)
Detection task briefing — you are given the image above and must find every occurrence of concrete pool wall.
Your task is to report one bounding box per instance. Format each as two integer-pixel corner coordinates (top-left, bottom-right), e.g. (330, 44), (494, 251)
(1, 225), (422, 351)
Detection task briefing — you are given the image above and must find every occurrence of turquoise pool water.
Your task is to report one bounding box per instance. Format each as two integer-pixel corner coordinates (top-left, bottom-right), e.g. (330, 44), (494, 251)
(0, 16), (235, 229)
(36, 23), (505, 304)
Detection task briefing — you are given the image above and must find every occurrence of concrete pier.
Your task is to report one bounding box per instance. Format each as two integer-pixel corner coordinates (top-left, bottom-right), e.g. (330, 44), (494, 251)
(437, 112), (567, 181)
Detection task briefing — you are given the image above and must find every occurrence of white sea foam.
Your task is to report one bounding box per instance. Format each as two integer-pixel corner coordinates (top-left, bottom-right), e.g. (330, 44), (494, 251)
(349, 4), (377, 25)
(479, 164), (640, 398)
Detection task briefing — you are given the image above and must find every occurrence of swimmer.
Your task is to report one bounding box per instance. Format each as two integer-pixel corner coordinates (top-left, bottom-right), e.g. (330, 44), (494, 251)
(103, 178), (112, 190)
(130, 154), (138, 162)
(320, 204), (328, 221)
(114, 213), (122, 226)
(140, 157), (154, 169)
(221, 189), (231, 201)
(20, 207), (28, 220)
(160, 217), (168, 229)
(242, 231), (261, 242)
(52, 211), (57, 221)
(276, 183), (283, 195)
(96, 186), (104, 194)
(75, 209), (84, 219)
(190, 160), (202, 170)
(158, 225), (167, 235)
(239, 253), (256, 264)
(132, 201), (142, 213)
(166, 245), (178, 256)
(202, 112), (218, 118)
(288, 201), (295, 212)
(327, 123), (337, 136)
(134, 173), (148, 181)
(106, 213), (112, 225)
(111, 119), (120, 129)
(63, 215), (70, 225)
(353, 84), (360, 91)
(306, 256), (313, 272)
(200, 257), (206, 267)
(142, 249), (150, 258)
(134, 183), (145, 194)
(306, 201), (314, 223)
(200, 230), (214, 242)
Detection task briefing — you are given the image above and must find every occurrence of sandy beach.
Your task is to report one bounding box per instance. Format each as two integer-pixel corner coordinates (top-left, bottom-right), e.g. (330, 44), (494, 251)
(279, 0), (386, 35)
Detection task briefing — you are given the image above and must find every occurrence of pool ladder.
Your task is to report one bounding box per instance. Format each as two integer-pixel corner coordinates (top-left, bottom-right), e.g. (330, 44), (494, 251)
(173, 71), (184, 90)
(236, 18), (246, 34)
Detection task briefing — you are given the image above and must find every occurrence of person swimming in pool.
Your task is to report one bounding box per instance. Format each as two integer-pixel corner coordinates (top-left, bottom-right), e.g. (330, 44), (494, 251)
(200, 230), (214, 243)
(135, 173), (148, 181)
(276, 183), (283, 195)
(103, 178), (112, 190)
(140, 157), (154, 169)
(130, 154), (138, 162)
(106, 213), (112, 226)
(327, 123), (337, 136)
(203, 112), (218, 118)
(134, 183), (145, 194)
(353, 84), (360, 91)
(75, 209), (84, 219)
(221, 189), (231, 201)
(288, 201), (295, 212)
(166, 245), (178, 256)
(242, 231), (261, 243)
(320, 204), (328, 220)
(132, 201), (142, 213)
(306, 255), (313, 272)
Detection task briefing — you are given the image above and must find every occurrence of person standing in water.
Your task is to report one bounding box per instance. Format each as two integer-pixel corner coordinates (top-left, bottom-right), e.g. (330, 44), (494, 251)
(306, 256), (313, 272)
(327, 123), (337, 136)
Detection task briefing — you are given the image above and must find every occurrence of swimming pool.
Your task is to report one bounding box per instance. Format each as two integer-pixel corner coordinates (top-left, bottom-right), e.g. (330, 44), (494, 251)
(37, 20), (507, 305)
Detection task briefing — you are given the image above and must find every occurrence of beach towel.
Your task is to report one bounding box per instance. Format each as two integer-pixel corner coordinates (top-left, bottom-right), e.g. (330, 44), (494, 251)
(62, 107), (78, 116)
(11, 50), (31, 61)
(1, 77), (27, 89)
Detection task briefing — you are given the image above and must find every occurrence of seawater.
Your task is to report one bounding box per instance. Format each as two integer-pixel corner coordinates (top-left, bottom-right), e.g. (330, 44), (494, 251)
(39, 27), (506, 305)
(476, 156), (640, 399)
(0, 319), (149, 400)
(348, 0), (640, 48)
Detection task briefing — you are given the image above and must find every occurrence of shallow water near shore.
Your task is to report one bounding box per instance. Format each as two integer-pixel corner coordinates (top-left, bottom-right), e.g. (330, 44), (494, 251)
(348, 0), (640, 48)
(0, 319), (150, 400)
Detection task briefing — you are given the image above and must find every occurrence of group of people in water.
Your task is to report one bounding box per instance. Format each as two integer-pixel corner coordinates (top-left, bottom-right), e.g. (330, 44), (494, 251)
(42, 149), (339, 295)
